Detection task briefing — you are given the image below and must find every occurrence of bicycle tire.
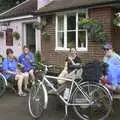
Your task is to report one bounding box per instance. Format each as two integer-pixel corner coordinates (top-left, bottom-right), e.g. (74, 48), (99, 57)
(28, 80), (48, 119)
(0, 73), (7, 97)
(72, 82), (112, 120)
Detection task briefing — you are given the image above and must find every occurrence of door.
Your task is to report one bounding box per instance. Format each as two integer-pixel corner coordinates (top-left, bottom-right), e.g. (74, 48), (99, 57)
(26, 23), (36, 53)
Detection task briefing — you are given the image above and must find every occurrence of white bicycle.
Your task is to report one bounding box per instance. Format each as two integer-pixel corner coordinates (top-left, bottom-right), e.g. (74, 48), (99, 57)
(28, 63), (112, 120)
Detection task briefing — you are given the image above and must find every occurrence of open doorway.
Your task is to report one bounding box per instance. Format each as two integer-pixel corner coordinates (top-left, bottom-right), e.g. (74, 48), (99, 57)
(25, 23), (36, 53)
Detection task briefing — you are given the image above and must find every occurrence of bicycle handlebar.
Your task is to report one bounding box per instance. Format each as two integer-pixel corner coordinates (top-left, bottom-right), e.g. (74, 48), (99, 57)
(40, 63), (53, 68)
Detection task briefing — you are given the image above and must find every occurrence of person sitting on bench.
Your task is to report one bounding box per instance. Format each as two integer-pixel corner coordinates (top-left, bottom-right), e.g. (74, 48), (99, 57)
(3, 48), (27, 96)
(19, 46), (35, 85)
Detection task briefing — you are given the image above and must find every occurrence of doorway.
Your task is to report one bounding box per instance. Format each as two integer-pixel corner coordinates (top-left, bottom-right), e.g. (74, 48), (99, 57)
(25, 23), (36, 53)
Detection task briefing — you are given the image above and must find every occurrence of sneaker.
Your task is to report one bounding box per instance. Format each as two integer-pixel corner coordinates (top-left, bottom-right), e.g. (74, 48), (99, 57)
(18, 92), (27, 97)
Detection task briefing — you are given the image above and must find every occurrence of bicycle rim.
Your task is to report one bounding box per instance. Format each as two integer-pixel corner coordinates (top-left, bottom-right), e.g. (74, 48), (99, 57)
(0, 74), (6, 97)
(28, 81), (48, 119)
(72, 82), (112, 120)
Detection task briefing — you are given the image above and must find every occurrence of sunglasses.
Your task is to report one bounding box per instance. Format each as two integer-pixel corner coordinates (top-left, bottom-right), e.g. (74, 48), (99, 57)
(104, 48), (110, 51)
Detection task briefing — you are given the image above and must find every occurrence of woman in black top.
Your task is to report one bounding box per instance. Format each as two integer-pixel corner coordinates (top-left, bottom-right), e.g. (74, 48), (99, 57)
(58, 48), (81, 84)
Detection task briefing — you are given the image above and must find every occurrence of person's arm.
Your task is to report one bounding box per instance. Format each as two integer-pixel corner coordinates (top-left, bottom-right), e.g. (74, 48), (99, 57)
(2, 59), (8, 72)
(29, 52), (35, 64)
(17, 55), (23, 63)
(67, 60), (81, 70)
(75, 55), (81, 63)
(3, 59), (16, 74)
(31, 53), (35, 63)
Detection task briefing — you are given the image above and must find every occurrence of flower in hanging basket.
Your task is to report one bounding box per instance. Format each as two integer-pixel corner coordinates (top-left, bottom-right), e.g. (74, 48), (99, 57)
(12, 32), (20, 40)
(42, 32), (50, 41)
(0, 31), (4, 38)
(79, 18), (107, 44)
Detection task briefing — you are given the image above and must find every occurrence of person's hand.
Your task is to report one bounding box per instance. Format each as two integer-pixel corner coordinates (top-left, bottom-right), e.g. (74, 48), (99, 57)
(68, 56), (72, 61)
(100, 75), (108, 85)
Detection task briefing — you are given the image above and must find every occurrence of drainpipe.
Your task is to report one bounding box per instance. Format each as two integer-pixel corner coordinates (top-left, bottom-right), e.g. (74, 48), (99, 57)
(36, 0), (49, 53)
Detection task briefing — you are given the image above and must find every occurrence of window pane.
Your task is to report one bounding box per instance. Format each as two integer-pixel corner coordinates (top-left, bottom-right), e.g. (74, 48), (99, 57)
(78, 31), (86, 48)
(57, 32), (64, 47)
(67, 32), (76, 48)
(58, 16), (64, 31)
(67, 13), (76, 30)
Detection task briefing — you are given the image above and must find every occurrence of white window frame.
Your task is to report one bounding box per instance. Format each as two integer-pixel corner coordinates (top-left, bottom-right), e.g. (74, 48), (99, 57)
(55, 10), (88, 51)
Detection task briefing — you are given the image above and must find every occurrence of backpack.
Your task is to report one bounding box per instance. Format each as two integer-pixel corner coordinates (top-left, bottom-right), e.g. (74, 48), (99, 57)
(82, 60), (106, 83)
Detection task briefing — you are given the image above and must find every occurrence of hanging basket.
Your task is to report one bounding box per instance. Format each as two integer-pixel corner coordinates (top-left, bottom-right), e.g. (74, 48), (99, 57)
(79, 18), (107, 44)
(12, 32), (20, 40)
(42, 32), (50, 41)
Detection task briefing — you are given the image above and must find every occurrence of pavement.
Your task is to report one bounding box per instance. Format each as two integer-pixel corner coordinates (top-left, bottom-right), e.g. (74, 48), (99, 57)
(0, 90), (120, 120)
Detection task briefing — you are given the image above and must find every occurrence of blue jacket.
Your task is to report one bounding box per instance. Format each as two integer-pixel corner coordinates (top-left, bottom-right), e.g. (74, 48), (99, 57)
(104, 53), (120, 86)
(19, 52), (35, 72)
(2, 58), (18, 79)
(3, 58), (17, 72)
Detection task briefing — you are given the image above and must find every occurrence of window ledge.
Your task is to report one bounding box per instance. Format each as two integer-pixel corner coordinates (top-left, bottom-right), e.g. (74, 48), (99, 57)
(55, 48), (88, 52)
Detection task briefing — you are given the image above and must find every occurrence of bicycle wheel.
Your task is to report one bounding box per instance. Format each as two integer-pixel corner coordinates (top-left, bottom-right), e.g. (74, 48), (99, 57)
(28, 80), (48, 119)
(0, 73), (7, 97)
(72, 82), (112, 120)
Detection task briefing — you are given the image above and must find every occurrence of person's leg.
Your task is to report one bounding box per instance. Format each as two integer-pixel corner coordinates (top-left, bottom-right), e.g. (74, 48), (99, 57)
(15, 74), (24, 95)
(58, 69), (68, 84)
(23, 72), (29, 90)
(29, 69), (35, 82)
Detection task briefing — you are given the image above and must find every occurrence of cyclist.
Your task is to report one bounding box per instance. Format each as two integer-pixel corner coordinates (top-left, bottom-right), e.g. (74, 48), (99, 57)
(58, 48), (82, 84)
(19, 46), (35, 86)
(3, 48), (26, 96)
(100, 43), (120, 92)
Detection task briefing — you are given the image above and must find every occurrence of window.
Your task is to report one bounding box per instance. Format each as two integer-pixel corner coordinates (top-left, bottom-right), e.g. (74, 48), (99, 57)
(56, 10), (88, 51)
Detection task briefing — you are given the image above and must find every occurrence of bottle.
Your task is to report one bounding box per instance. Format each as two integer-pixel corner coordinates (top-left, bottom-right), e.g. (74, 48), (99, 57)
(63, 88), (70, 100)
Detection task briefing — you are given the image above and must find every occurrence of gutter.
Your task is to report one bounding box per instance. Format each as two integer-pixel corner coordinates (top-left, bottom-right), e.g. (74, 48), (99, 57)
(0, 15), (34, 22)
(34, 1), (120, 15)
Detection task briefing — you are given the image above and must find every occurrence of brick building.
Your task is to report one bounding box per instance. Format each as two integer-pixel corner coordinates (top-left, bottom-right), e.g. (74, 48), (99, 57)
(0, 0), (120, 68)
(36, 0), (120, 67)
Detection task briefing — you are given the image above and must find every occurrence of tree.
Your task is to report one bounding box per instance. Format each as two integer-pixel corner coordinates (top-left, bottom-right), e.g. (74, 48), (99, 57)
(0, 0), (25, 13)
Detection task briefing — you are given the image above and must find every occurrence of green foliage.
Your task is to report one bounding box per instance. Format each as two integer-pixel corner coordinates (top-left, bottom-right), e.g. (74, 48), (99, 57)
(113, 14), (120, 27)
(35, 51), (41, 63)
(79, 18), (107, 44)
(42, 32), (50, 41)
(0, 0), (25, 13)
(12, 32), (20, 40)
(35, 51), (43, 70)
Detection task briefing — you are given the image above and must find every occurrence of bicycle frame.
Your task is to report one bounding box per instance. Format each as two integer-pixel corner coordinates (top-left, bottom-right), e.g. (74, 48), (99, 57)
(39, 74), (91, 107)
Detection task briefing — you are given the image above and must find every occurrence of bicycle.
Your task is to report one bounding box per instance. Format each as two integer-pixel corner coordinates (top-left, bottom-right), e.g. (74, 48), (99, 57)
(28, 63), (112, 120)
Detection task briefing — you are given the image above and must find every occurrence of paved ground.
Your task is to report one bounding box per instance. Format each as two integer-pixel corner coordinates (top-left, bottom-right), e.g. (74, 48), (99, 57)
(0, 90), (120, 120)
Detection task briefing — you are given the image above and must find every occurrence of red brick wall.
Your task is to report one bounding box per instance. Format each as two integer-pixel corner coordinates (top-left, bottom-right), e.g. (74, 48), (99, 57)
(89, 7), (112, 41)
(112, 27), (120, 51)
(41, 7), (113, 67)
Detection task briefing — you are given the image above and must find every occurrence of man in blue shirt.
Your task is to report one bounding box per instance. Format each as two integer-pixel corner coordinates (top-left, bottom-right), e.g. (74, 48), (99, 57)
(19, 46), (35, 85)
(3, 48), (26, 96)
(102, 43), (120, 91)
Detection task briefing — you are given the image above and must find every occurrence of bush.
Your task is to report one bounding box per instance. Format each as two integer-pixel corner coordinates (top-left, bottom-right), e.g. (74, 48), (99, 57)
(35, 51), (43, 70)
(12, 32), (20, 40)
(79, 18), (107, 44)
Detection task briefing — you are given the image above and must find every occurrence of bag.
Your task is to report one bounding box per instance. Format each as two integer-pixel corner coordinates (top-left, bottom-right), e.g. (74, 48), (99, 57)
(82, 61), (102, 82)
